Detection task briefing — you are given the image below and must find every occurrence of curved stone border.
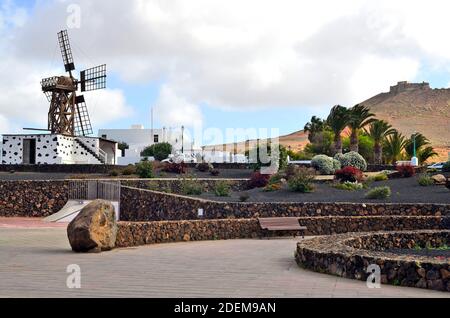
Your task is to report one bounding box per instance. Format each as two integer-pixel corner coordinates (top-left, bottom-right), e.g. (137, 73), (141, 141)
(295, 230), (450, 292)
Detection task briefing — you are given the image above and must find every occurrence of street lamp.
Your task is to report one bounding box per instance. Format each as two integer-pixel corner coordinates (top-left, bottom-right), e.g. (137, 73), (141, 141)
(411, 132), (418, 167)
(181, 125), (185, 154)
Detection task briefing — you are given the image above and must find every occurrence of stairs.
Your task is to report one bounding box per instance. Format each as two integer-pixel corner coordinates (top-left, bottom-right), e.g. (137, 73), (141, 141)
(74, 138), (106, 164)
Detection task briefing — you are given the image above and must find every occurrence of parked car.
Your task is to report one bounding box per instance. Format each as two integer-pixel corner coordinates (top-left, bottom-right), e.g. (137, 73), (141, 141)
(161, 153), (197, 164)
(427, 162), (445, 171)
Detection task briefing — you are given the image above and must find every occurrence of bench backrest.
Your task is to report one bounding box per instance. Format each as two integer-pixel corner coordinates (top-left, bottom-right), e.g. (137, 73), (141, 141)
(258, 217), (300, 229)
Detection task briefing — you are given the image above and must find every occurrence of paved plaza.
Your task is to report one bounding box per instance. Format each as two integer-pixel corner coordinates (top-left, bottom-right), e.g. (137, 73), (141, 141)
(0, 218), (448, 298)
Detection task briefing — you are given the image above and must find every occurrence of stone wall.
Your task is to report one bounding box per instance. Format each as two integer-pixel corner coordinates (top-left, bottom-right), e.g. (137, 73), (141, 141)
(116, 219), (260, 247)
(115, 216), (448, 248)
(0, 180), (68, 217)
(295, 230), (450, 292)
(1, 180), (449, 221)
(120, 185), (449, 222)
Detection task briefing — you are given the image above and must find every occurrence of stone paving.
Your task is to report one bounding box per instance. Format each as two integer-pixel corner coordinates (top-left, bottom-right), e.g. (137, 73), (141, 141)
(0, 218), (449, 298)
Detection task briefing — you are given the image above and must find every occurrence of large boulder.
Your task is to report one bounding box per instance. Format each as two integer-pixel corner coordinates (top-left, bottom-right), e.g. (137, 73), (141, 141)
(67, 200), (118, 253)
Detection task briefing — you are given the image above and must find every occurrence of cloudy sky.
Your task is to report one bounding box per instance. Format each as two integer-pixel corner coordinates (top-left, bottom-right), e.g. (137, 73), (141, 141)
(1, 0), (450, 144)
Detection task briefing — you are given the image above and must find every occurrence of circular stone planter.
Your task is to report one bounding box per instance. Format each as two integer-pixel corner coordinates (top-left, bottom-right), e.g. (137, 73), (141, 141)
(295, 230), (450, 292)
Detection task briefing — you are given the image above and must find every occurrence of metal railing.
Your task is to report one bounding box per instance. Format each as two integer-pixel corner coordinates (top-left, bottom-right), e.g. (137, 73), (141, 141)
(68, 180), (120, 202)
(98, 149), (108, 164)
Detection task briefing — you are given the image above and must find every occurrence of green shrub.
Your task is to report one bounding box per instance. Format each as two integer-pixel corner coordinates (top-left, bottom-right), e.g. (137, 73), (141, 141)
(284, 165), (300, 180)
(333, 181), (363, 191)
(109, 169), (120, 177)
(365, 186), (391, 199)
(135, 161), (154, 178)
(311, 155), (336, 175)
(336, 151), (367, 171)
(214, 181), (230, 197)
(263, 183), (283, 192)
(181, 178), (203, 195)
(333, 159), (341, 171)
(288, 167), (315, 193)
(141, 142), (172, 161)
(418, 174), (434, 187)
(442, 161), (450, 172)
(367, 172), (388, 182)
(268, 173), (284, 185)
(122, 164), (136, 176)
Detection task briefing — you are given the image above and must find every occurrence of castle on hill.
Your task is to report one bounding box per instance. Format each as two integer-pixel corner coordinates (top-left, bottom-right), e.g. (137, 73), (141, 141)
(389, 81), (431, 94)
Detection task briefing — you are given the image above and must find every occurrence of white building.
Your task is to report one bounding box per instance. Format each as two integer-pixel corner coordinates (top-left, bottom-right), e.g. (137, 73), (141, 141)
(1, 134), (119, 165)
(97, 125), (248, 164)
(98, 125), (197, 165)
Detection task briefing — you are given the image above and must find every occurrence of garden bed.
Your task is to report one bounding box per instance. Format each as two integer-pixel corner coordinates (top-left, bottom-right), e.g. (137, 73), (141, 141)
(192, 175), (450, 204)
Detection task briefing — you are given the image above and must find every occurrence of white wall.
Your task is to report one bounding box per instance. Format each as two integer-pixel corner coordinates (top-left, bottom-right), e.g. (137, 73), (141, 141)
(1, 134), (104, 165)
(2, 134), (61, 164)
(56, 135), (101, 164)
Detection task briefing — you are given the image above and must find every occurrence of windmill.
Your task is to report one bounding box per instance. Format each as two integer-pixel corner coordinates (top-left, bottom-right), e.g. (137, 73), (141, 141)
(40, 30), (106, 136)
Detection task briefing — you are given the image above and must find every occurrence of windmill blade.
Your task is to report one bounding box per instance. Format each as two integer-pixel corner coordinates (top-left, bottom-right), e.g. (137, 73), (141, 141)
(74, 95), (93, 136)
(58, 30), (75, 73)
(80, 64), (106, 92)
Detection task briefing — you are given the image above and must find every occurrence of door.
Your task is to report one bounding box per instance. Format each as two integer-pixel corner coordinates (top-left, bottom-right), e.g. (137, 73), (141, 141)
(23, 139), (36, 164)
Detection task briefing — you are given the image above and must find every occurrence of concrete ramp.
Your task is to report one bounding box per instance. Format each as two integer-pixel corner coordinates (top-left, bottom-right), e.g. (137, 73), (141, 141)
(43, 200), (92, 223)
(44, 200), (120, 223)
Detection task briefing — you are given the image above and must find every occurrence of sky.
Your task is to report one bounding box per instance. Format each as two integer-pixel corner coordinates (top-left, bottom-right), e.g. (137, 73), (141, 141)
(0, 0), (450, 146)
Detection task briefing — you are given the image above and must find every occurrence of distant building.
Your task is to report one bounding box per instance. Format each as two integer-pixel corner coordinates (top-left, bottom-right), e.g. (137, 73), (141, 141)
(389, 81), (430, 94)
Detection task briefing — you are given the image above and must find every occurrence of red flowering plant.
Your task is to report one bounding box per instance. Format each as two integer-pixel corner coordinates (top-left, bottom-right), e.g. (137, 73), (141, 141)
(335, 166), (363, 183)
(248, 172), (271, 189)
(396, 164), (415, 178)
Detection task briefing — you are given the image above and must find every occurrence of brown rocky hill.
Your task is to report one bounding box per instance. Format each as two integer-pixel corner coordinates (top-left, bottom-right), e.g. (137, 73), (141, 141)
(361, 81), (450, 148)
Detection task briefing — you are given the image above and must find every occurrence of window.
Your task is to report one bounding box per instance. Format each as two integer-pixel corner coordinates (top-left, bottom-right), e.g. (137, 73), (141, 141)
(154, 135), (159, 143)
(101, 134), (107, 139)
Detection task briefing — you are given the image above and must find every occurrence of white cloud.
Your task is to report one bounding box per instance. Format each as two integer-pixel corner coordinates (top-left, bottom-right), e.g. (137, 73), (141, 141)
(153, 85), (203, 128)
(83, 89), (133, 126)
(1, 0), (450, 132)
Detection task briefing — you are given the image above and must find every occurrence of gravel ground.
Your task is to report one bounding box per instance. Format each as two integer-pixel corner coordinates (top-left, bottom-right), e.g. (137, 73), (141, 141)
(0, 172), (74, 180)
(155, 169), (254, 179)
(194, 175), (450, 204)
(0, 169), (254, 180)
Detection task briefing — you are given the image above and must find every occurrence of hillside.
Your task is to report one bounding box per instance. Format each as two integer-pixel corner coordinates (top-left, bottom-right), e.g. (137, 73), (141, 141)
(361, 81), (450, 147)
(206, 81), (450, 162)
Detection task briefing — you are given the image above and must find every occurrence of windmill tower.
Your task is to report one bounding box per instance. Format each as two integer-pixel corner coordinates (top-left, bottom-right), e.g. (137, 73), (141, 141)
(41, 30), (107, 136)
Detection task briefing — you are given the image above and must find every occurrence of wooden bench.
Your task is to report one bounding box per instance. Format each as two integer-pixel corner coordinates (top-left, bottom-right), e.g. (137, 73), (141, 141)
(258, 217), (307, 239)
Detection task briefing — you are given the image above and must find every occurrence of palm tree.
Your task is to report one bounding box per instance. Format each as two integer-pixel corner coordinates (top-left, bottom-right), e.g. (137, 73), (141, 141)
(326, 105), (350, 154)
(348, 104), (376, 153)
(304, 116), (325, 143)
(365, 120), (395, 164)
(405, 133), (429, 157)
(417, 146), (438, 164)
(383, 130), (406, 164)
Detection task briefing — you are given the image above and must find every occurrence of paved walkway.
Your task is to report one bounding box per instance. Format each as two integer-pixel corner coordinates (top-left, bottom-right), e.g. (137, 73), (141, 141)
(0, 218), (448, 298)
